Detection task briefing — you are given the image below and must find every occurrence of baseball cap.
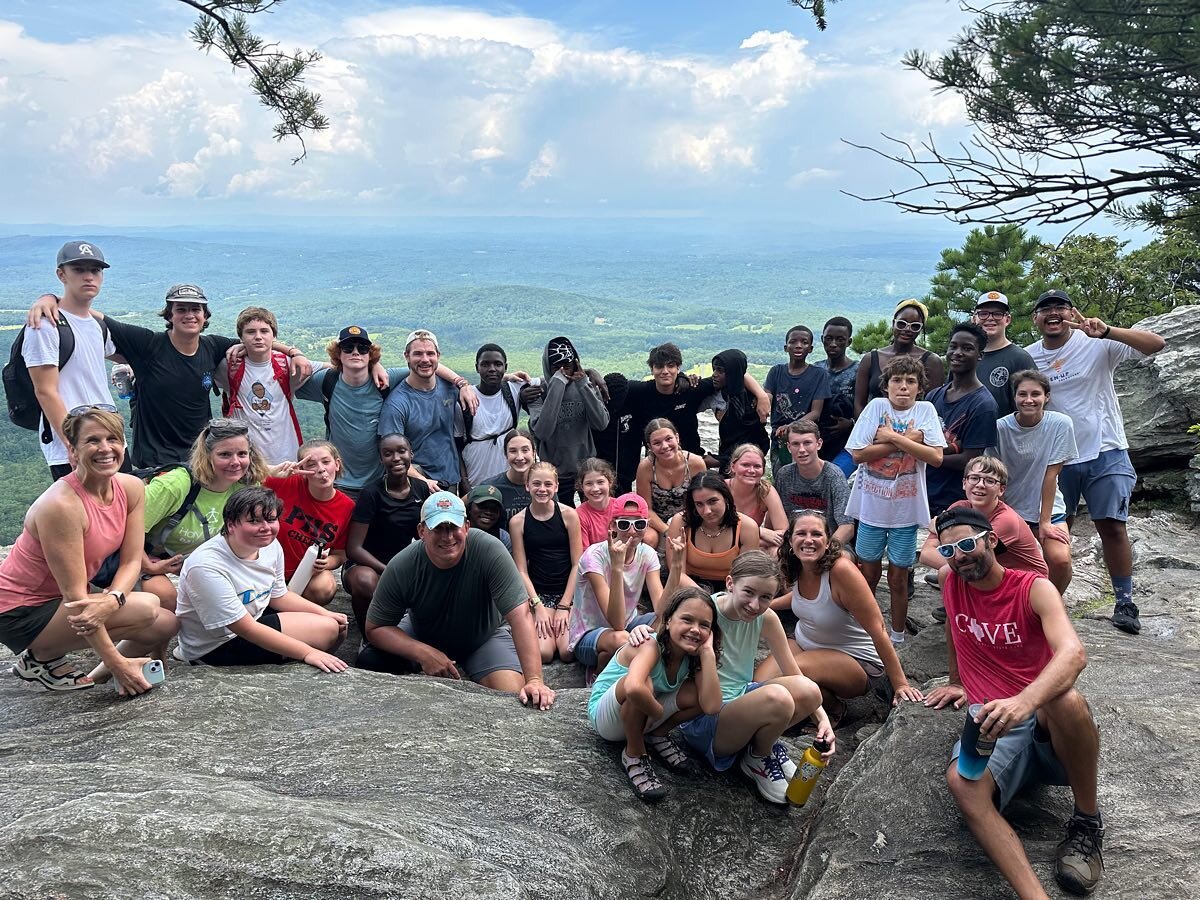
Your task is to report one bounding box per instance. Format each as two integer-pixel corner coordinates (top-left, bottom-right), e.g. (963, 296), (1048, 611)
(613, 492), (649, 517)
(1034, 289), (1073, 311)
(935, 506), (993, 537)
(338, 325), (372, 347)
(164, 284), (208, 304)
(405, 329), (439, 352)
(466, 484), (504, 508)
(57, 241), (109, 269)
(421, 491), (466, 528)
(547, 337), (577, 369)
(974, 290), (1009, 310)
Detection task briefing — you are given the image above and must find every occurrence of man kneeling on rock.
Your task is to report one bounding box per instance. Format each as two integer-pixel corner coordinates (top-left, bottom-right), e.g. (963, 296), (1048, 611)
(358, 491), (555, 710)
(924, 507), (1104, 898)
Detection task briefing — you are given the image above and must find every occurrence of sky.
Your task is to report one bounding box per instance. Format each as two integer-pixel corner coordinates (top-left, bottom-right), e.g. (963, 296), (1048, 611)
(0, 1), (988, 229)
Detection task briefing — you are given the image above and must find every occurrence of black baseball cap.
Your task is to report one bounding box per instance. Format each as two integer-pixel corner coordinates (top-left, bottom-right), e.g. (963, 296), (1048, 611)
(57, 240), (109, 269)
(164, 284), (208, 304)
(338, 325), (372, 347)
(1034, 289), (1073, 311)
(935, 506), (993, 536)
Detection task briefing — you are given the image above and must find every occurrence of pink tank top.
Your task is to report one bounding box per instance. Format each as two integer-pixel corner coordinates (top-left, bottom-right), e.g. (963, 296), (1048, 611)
(0, 473), (129, 613)
(943, 567), (1053, 705)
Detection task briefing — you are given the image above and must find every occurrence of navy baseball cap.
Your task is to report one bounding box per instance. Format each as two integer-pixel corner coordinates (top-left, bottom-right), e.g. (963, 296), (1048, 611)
(338, 325), (372, 347)
(1034, 289), (1073, 311)
(57, 241), (109, 269)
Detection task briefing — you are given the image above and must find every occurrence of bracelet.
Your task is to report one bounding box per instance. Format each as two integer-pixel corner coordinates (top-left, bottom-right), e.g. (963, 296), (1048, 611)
(453, 377), (468, 388)
(1101, 325), (1112, 339)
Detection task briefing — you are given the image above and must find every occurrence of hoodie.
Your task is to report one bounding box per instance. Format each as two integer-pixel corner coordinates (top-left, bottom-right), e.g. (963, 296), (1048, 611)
(712, 349), (768, 468)
(528, 336), (610, 479)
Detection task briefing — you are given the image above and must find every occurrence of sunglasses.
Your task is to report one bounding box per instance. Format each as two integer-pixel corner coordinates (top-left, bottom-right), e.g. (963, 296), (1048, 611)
(613, 517), (648, 532)
(935, 529), (990, 559)
(892, 320), (924, 333)
(68, 403), (118, 416)
(340, 343), (371, 355)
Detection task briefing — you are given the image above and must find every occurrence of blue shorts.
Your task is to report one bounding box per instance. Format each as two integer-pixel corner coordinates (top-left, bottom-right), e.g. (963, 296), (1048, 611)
(855, 522), (918, 567)
(951, 714), (1069, 810)
(832, 450), (856, 478)
(1059, 448), (1135, 522)
(573, 611), (656, 669)
(679, 681), (764, 772)
(1024, 513), (1068, 531)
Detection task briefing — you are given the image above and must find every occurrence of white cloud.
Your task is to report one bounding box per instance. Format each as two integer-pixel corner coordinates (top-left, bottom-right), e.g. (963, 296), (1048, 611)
(660, 126), (755, 174)
(787, 167), (839, 188)
(520, 142), (558, 188)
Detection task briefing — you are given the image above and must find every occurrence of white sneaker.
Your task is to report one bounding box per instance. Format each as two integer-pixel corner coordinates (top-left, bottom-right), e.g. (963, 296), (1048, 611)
(771, 741), (798, 780)
(890, 629), (907, 648)
(739, 748), (788, 804)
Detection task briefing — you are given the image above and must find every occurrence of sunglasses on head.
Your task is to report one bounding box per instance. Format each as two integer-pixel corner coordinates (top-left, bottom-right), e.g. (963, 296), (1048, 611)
(613, 517), (648, 532)
(935, 529), (990, 559)
(68, 403), (118, 416)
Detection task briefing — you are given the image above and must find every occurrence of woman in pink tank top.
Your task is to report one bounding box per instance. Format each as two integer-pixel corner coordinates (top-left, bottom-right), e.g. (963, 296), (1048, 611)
(0, 407), (178, 693)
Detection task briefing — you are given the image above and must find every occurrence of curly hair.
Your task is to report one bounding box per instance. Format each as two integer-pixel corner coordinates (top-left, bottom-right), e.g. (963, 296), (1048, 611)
(656, 587), (723, 677)
(324, 339), (382, 372)
(683, 472), (739, 532)
(877, 354), (928, 395)
(778, 511), (842, 586)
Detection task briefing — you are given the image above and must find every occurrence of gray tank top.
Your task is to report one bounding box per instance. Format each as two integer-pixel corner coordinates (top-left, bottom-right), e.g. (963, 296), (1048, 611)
(792, 571), (883, 669)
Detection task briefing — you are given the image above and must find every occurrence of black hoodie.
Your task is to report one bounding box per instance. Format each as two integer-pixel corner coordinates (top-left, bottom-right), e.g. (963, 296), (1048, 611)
(712, 349), (768, 469)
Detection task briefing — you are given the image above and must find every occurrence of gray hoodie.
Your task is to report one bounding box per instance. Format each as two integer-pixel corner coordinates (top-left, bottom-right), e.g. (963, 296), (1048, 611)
(527, 336), (609, 479)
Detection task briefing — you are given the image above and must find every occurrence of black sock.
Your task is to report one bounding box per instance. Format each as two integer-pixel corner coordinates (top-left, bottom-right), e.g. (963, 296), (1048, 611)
(1073, 807), (1102, 826)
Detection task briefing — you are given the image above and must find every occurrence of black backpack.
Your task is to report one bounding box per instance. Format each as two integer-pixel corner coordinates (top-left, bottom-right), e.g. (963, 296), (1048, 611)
(319, 368), (392, 433)
(3, 314), (110, 444)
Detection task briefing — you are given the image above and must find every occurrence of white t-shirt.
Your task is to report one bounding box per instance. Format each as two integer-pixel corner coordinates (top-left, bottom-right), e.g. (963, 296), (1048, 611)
(1025, 330), (1142, 463)
(219, 358), (300, 465)
(990, 412), (1078, 523)
(461, 382), (523, 487)
(21, 308), (116, 465)
(845, 398), (946, 528)
(176, 535), (288, 660)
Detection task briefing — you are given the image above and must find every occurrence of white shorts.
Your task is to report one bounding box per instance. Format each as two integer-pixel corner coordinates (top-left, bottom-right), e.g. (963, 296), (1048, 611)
(591, 683), (681, 742)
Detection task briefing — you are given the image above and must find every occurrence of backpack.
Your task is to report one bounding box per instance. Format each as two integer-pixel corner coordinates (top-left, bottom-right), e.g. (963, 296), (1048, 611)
(461, 384), (519, 446)
(3, 314), (111, 445)
(221, 351), (303, 444)
(319, 367), (392, 434)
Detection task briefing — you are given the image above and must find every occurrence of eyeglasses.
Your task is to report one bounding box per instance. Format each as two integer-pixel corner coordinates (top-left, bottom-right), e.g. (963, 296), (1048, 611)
(1036, 303), (1072, 314)
(340, 344), (370, 356)
(68, 403), (118, 416)
(974, 310), (1007, 320)
(892, 320), (924, 333)
(935, 529), (990, 558)
(614, 517), (648, 532)
(964, 474), (1003, 487)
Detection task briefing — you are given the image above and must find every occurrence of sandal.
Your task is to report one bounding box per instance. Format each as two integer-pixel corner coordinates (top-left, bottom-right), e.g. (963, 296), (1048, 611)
(11, 650), (95, 691)
(646, 733), (693, 771)
(622, 751), (667, 802)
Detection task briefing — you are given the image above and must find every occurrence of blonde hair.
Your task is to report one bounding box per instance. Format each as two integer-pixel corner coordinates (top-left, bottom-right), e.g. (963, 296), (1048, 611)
(190, 418), (269, 487)
(299, 439), (343, 477)
(965, 455), (1009, 486)
(728, 444), (770, 507)
(525, 460), (559, 486)
(728, 549), (781, 593)
(63, 408), (125, 448)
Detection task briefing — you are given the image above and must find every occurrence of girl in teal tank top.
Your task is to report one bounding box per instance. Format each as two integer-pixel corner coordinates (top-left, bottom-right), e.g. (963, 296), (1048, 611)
(588, 588), (724, 801)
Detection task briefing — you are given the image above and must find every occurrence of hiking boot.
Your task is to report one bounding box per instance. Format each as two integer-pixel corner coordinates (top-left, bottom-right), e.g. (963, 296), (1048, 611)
(739, 747), (788, 804)
(1111, 601), (1141, 635)
(931, 605), (947, 623)
(923, 570), (942, 589)
(1055, 815), (1104, 895)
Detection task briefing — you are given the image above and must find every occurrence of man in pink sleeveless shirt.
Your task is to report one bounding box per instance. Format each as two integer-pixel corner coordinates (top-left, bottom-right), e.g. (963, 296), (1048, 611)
(924, 507), (1104, 898)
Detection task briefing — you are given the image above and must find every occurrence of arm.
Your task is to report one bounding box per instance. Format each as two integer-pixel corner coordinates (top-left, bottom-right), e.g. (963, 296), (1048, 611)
(924, 616), (967, 709)
(1069, 309), (1166, 356)
(226, 609), (347, 672)
(853, 357), (871, 417)
(761, 609), (802, 677)
(346, 520), (387, 573)
(623, 642), (667, 721)
(109, 476), (148, 594)
(1038, 463), (1070, 544)
(580, 376), (610, 430)
(553, 508), (584, 635)
(505, 602), (555, 709)
(602, 537), (630, 630)
(744, 372), (770, 423)
(737, 514), (760, 553)
(530, 371), (568, 440)
(643, 564), (666, 617)
(918, 518), (946, 570)
(27, 366), (70, 450)
(940, 445), (985, 475)
(801, 397), (825, 423)
(694, 633), (723, 714)
(508, 512), (550, 639)
(876, 420), (944, 466)
(759, 486), (788, 547)
(831, 560), (922, 703)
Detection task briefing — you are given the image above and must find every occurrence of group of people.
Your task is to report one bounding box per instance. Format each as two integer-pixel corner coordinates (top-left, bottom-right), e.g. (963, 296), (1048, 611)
(1, 241), (1167, 900)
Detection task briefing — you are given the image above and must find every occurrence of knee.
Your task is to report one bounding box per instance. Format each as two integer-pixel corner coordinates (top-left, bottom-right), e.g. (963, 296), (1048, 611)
(319, 616), (340, 648)
(946, 767), (990, 816)
(348, 570), (378, 600)
(759, 683), (797, 719)
(125, 592), (160, 629)
(1045, 688), (1092, 725)
(793, 677), (823, 715)
(304, 577), (336, 606)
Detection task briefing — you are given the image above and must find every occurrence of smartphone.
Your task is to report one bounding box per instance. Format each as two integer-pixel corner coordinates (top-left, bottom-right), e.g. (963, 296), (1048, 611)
(114, 658), (166, 691)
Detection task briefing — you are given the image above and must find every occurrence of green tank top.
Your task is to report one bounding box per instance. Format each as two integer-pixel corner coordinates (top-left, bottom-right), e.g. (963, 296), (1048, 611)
(588, 643), (691, 722)
(712, 591), (766, 701)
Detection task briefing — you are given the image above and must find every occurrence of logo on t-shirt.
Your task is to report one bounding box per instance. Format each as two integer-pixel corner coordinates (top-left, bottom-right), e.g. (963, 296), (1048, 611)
(250, 381), (272, 415)
(988, 367), (1010, 388)
(956, 614), (1023, 646)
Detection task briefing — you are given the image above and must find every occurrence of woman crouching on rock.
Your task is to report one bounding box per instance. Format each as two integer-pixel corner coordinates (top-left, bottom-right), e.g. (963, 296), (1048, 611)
(0, 407), (179, 693)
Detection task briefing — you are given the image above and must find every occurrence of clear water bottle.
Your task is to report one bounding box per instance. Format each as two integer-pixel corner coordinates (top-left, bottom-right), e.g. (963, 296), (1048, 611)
(111, 364), (135, 401)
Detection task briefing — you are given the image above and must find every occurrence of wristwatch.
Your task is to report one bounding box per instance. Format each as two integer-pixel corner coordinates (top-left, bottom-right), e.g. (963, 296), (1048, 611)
(528, 596), (540, 611)
(107, 590), (126, 608)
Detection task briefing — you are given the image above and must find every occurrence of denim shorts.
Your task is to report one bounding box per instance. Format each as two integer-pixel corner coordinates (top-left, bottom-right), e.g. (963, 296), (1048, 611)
(854, 522), (918, 567)
(679, 681), (763, 772)
(951, 713), (1069, 810)
(1059, 449), (1136, 522)
(573, 611), (656, 669)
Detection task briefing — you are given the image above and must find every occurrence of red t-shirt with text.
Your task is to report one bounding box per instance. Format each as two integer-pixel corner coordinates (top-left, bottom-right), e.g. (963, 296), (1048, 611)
(264, 475), (355, 578)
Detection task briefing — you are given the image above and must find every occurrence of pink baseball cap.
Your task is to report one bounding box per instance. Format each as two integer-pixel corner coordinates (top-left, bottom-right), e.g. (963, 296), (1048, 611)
(613, 492), (649, 517)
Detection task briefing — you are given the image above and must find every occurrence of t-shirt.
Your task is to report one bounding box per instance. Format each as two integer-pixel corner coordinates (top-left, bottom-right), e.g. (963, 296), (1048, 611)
(264, 475), (355, 578)
(774, 461), (852, 530)
(711, 593), (766, 701)
(218, 358), (300, 465)
(764, 364), (831, 430)
(104, 320), (236, 468)
(143, 466), (245, 557)
(925, 384), (998, 514)
(568, 542), (660, 651)
(21, 308), (116, 465)
(480, 471), (533, 525)
(175, 535), (288, 660)
(990, 412), (1077, 523)
(461, 382), (522, 487)
(624, 379), (714, 455)
(350, 476), (431, 565)
(367, 529), (527, 661)
(378, 378), (461, 484)
(845, 398), (947, 528)
(816, 358), (859, 459)
(296, 366), (407, 492)
(1026, 330), (1143, 463)
(943, 499), (1048, 577)
(978, 343), (1036, 419)
(576, 498), (621, 550)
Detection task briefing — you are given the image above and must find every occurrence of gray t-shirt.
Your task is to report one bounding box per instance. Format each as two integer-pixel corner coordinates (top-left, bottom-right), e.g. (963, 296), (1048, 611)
(774, 461), (852, 530)
(978, 343), (1037, 419)
(989, 411), (1078, 523)
(366, 529), (526, 661)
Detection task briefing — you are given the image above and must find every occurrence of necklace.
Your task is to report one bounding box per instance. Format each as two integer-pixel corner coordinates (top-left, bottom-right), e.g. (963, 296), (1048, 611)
(700, 524), (728, 539)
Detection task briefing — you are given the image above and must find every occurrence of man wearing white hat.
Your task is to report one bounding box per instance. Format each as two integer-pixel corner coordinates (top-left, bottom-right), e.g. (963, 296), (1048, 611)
(973, 290), (1036, 419)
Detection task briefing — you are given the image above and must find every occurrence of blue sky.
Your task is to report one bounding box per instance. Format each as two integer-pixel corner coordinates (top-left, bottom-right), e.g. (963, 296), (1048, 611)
(1, 1), (990, 229)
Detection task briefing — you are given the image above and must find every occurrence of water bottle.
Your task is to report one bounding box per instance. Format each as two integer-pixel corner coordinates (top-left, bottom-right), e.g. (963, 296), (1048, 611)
(786, 739), (830, 806)
(111, 363), (135, 401)
(287, 541), (325, 594)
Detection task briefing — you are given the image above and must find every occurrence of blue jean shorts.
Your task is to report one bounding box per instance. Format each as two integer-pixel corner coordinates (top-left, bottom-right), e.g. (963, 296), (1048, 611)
(679, 681), (764, 772)
(573, 611), (656, 669)
(951, 714), (1069, 810)
(1059, 448), (1136, 522)
(855, 522), (918, 567)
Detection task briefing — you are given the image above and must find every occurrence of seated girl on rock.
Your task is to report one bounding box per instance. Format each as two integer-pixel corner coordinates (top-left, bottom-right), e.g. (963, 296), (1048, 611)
(588, 587), (723, 801)
(568, 492), (664, 675)
(175, 487), (349, 671)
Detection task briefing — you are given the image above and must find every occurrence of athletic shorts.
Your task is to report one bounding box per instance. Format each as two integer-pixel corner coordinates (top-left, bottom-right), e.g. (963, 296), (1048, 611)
(951, 713), (1069, 810)
(0, 599), (61, 655)
(1059, 449), (1136, 522)
(590, 684), (680, 741)
(358, 614), (522, 681)
(196, 612), (289, 666)
(679, 681), (765, 772)
(854, 656), (893, 704)
(573, 611), (656, 669)
(855, 522), (918, 567)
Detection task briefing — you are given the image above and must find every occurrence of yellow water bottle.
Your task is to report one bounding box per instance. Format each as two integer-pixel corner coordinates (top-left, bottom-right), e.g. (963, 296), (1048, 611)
(786, 739), (830, 806)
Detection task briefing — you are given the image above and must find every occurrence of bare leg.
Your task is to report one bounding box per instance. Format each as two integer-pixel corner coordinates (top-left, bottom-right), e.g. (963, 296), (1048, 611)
(861, 558), (883, 595)
(1040, 689), (1100, 815)
(1039, 535), (1073, 594)
(276, 611), (341, 651)
(346, 567), (380, 636)
(887, 563), (910, 634)
(142, 574), (178, 613)
(301, 570), (338, 607)
(1093, 519), (1132, 580)
(594, 629), (630, 673)
(478, 668), (525, 693)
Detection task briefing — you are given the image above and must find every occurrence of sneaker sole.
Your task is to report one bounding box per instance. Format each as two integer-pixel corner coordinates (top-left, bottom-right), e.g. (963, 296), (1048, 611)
(1054, 870), (1100, 896)
(739, 761), (788, 805)
(11, 664), (95, 692)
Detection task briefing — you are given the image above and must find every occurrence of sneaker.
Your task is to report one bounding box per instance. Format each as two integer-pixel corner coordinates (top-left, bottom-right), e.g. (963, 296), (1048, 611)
(923, 571), (942, 589)
(10, 650), (94, 691)
(621, 751), (667, 802)
(931, 605), (947, 623)
(889, 629), (907, 648)
(1055, 815), (1104, 895)
(770, 741), (798, 780)
(1111, 601), (1141, 635)
(739, 747), (788, 804)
